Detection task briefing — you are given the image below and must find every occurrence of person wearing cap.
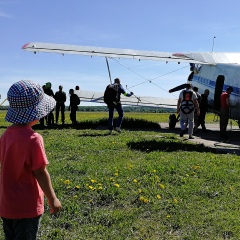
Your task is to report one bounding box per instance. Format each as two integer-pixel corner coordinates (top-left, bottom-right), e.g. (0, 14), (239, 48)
(177, 83), (200, 139)
(0, 80), (62, 239)
(55, 85), (66, 124)
(220, 86), (233, 139)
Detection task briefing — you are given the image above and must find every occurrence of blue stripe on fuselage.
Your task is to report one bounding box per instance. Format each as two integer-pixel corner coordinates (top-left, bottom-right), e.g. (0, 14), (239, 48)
(193, 75), (239, 97)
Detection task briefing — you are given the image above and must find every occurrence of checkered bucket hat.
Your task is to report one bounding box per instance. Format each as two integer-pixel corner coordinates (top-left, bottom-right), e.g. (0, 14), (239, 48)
(6, 80), (56, 124)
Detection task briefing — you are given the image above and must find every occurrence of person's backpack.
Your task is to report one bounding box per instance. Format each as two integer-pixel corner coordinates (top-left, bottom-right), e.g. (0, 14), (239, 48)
(104, 84), (118, 105)
(180, 90), (194, 114)
(74, 94), (80, 105)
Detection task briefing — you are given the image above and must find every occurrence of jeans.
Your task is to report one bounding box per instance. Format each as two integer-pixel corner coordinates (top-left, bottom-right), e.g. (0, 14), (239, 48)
(180, 110), (194, 136)
(55, 102), (65, 123)
(108, 104), (124, 130)
(2, 215), (42, 240)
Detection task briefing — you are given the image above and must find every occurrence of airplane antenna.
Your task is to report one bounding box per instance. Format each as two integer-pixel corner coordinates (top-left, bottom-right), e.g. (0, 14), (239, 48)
(212, 36), (216, 52)
(105, 57), (112, 84)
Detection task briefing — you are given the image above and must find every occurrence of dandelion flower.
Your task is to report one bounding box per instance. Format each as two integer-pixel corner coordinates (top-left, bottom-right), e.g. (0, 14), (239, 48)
(159, 184), (165, 189)
(173, 198), (178, 203)
(133, 179), (138, 183)
(64, 179), (70, 184)
(157, 194), (161, 199)
(144, 198), (149, 203)
(114, 183), (120, 188)
(139, 196), (145, 202)
(91, 179), (97, 183)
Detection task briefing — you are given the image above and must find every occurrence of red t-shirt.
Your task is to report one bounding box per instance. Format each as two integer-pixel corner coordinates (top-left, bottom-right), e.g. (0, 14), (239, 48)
(0, 125), (48, 218)
(220, 92), (230, 109)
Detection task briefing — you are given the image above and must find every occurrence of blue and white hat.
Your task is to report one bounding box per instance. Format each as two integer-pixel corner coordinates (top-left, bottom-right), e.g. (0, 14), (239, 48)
(6, 80), (56, 124)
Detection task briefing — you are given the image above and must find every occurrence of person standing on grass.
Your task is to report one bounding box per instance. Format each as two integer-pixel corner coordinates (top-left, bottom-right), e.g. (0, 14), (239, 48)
(44, 82), (55, 126)
(0, 80), (62, 240)
(177, 83), (200, 139)
(104, 78), (133, 133)
(55, 85), (67, 125)
(69, 88), (80, 125)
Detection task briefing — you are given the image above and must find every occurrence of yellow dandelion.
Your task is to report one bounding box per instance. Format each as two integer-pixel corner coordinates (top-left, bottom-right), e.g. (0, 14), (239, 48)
(75, 185), (80, 189)
(167, 215), (171, 218)
(194, 165), (201, 170)
(91, 179), (97, 183)
(159, 184), (165, 189)
(139, 196), (145, 202)
(138, 189), (142, 193)
(173, 198), (178, 203)
(114, 183), (120, 188)
(153, 169), (157, 173)
(114, 172), (119, 176)
(89, 185), (94, 190)
(229, 187), (234, 191)
(157, 194), (161, 199)
(73, 195), (78, 198)
(128, 164), (133, 169)
(133, 179), (138, 183)
(64, 179), (70, 184)
(98, 186), (103, 190)
(144, 198), (149, 203)
(109, 177), (115, 182)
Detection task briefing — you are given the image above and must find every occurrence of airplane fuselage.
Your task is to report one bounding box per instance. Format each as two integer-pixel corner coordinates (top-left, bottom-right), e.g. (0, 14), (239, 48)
(191, 64), (240, 123)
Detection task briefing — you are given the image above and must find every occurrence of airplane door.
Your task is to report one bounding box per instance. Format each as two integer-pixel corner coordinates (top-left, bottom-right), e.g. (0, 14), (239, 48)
(214, 75), (225, 111)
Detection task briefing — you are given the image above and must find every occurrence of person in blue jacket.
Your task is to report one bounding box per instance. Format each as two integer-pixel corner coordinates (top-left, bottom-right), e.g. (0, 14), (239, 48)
(106, 78), (133, 133)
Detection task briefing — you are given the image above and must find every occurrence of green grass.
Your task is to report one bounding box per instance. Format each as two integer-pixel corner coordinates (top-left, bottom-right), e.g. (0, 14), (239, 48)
(0, 111), (239, 239)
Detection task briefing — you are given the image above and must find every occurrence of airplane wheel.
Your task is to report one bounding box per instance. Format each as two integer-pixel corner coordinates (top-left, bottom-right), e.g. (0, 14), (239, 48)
(169, 114), (177, 129)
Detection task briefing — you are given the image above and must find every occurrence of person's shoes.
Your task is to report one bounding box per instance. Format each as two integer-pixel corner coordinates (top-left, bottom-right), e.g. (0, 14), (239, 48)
(115, 127), (121, 133)
(189, 135), (194, 139)
(180, 129), (187, 137)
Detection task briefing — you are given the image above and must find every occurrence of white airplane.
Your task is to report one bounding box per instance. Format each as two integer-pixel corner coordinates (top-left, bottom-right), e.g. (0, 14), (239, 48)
(22, 42), (240, 127)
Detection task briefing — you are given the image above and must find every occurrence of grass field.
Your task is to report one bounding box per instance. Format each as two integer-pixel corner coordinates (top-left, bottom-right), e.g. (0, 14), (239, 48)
(0, 111), (239, 239)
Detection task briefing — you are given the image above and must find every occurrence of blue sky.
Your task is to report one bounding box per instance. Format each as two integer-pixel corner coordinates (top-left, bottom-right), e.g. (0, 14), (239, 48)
(1, 0), (240, 106)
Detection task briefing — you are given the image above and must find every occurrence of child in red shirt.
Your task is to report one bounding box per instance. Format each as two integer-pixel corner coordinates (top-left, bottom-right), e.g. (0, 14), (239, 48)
(0, 80), (62, 239)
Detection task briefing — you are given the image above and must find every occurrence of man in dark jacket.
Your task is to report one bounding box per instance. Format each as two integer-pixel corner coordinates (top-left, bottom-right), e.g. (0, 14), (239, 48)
(69, 89), (79, 125)
(55, 85), (66, 124)
(105, 78), (133, 133)
(197, 89), (209, 132)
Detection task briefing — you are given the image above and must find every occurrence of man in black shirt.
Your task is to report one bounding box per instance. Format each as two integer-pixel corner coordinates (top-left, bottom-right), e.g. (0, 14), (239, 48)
(55, 85), (66, 124)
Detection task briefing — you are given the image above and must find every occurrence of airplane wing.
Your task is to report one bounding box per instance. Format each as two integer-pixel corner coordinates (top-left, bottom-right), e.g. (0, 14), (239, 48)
(22, 42), (240, 65)
(79, 90), (177, 108)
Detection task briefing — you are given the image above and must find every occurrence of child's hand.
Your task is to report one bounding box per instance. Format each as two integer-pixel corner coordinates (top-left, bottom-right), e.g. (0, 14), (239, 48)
(49, 198), (62, 214)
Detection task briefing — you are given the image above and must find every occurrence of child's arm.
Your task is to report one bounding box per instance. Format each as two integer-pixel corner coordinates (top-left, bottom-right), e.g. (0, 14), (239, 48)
(34, 166), (62, 214)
